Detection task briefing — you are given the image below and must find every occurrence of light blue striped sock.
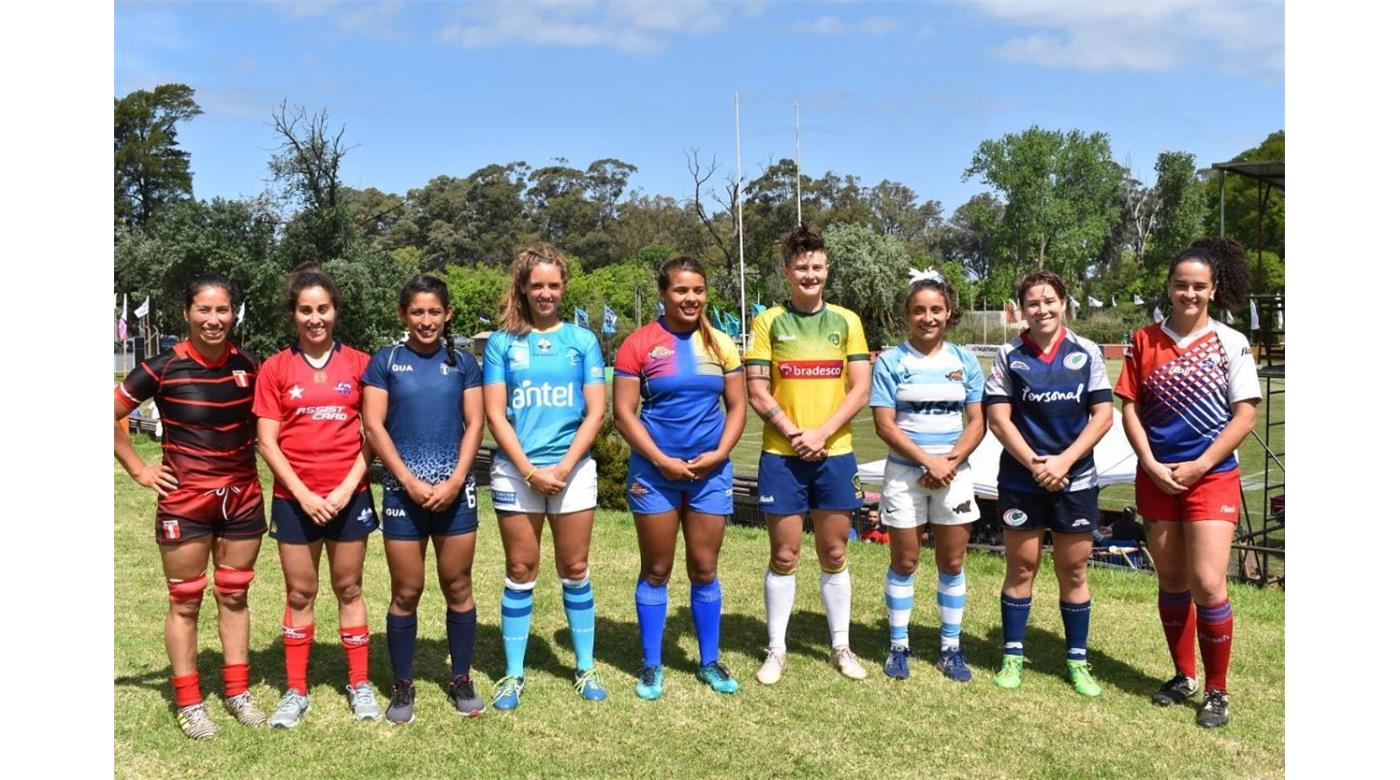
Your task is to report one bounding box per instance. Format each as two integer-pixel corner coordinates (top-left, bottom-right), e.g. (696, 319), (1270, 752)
(937, 570), (967, 651)
(562, 572), (596, 671)
(501, 578), (535, 678)
(885, 568), (916, 649)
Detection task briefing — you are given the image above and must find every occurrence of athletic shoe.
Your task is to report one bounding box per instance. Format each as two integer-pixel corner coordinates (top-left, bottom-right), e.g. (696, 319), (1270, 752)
(268, 690), (310, 729)
(1197, 689), (1230, 729)
(449, 674), (484, 717)
(492, 676), (524, 711)
(755, 650), (787, 685)
(1151, 673), (1199, 707)
(224, 692), (267, 727)
(574, 668), (607, 701)
(346, 682), (380, 721)
(936, 648), (973, 683)
(993, 655), (1024, 689)
(696, 662), (739, 694)
(830, 646), (868, 680)
(635, 666), (664, 700)
(176, 703), (219, 740)
(386, 680), (415, 725)
(883, 646), (911, 680)
(1066, 660), (1103, 697)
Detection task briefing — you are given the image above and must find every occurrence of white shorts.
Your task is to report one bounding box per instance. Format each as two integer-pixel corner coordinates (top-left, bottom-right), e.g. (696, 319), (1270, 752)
(490, 457), (597, 515)
(878, 459), (980, 528)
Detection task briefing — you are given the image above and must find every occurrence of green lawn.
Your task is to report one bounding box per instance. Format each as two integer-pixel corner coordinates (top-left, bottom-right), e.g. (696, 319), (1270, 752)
(115, 437), (1283, 777)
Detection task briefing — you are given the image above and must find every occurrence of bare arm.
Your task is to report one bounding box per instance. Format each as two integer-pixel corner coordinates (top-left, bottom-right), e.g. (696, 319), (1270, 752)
(555, 383), (606, 475)
(1033, 401), (1114, 491)
(257, 416), (336, 523)
(688, 370), (748, 479)
(613, 375), (695, 481)
(113, 396), (178, 497)
(362, 385), (435, 507)
(1166, 399), (1258, 488)
(1121, 399), (1185, 495)
(746, 363), (799, 439)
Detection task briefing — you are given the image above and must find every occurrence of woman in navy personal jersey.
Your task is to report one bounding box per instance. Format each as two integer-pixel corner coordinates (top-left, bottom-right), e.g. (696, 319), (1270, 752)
(363, 275), (486, 724)
(984, 270), (1113, 698)
(113, 273), (266, 740)
(253, 264), (379, 727)
(483, 243), (608, 709)
(613, 256), (747, 700)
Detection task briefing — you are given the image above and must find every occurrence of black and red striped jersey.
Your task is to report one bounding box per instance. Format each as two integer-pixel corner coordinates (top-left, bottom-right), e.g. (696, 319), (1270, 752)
(116, 339), (261, 490)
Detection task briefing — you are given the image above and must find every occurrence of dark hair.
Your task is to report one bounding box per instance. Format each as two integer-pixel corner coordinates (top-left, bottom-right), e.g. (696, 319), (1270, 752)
(904, 277), (962, 327)
(1016, 270), (1068, 307)
(398, 274), (458, 366)
(1170, 236), (1250, 311)
(183, 272), (238, 309)
(780, 222), (826, 265)
(282, 262), (343, 314)
(657, 255), (723, 362)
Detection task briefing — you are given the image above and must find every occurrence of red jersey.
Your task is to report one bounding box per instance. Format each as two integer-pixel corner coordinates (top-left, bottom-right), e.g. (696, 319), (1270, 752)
(252, 342), (371, 499)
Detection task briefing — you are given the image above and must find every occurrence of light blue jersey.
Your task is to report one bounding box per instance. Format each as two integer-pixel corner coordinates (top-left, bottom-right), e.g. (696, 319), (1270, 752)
(869, 341), (985, 466)
(483, 323), (605, 466)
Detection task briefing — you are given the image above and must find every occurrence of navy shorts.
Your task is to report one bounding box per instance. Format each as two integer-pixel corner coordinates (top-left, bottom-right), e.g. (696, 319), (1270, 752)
(381, 476), (479, 540)
(270, 490), (378, 544)
(626, 455), (734, 516)
(997, 486), (1100, 534)
(756, 452), (864, 516)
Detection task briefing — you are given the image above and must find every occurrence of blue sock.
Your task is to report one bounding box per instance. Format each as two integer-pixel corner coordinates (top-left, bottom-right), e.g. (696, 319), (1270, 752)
(635, 579), (668, 668)
(385, 611), (417, 682)
(445, 606), (477, 678)
(501, 579), (535, 678)
(690, 579), (722, 667)
(1001, 593), (1032, 656)
(936, 570), (967, 651)
(884, 568), (915, 649)
(1061, 599), (1091, 663)
(562, 573), (596, 672)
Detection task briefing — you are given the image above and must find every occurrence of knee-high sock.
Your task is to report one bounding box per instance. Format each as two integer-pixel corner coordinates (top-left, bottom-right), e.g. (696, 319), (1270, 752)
(1197, 599), (1234, 693)
(937, 570), (966, 651)
(1060, 599), (1091, 662)
(445, 606), (477, 678)
(1158, 589), (1197, 678)
(284, 606), (315, 694)
(562, 572), (597, 671)
(885, 568), (915, 649)
(501, 578), (535, 678)
(340, 624), (371, 687)
(819, 564), (853, 650)
(690, 579), (722, 666)
(763, 566), (797, 653)
(635, 579), (668, 668)
(385, 611), (417, 683)
(1000, 593), (1032, 656)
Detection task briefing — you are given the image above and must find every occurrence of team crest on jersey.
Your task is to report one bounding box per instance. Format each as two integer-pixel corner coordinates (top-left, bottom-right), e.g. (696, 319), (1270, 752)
(161, 519), (181, 541)
(567, 347), (582, 366)
(648, 346), (675, 360)
(1003, 509), (1028, 527)
(1010, 360), (1030, 371)
(232, 370), (249, 387)
(827, 333), (841, 345)
(1063, 352), (1088, 370)
(313, 371), (328, 384)
(335, 381), (353, 397)
(509, 349), (529, 369)
(536, 337), (553, 354)
(945, 369), (965, 382)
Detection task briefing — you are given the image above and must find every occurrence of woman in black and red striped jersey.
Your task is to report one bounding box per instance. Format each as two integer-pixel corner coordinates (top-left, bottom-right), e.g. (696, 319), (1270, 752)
(114, 272), (268, 740)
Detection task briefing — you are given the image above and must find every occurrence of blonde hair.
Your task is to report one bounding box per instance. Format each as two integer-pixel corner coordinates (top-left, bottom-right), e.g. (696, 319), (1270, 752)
(499, 243), (571, 334)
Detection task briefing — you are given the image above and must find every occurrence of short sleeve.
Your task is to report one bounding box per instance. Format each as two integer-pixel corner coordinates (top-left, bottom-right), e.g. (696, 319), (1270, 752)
(482, 333), (507, 385)
(717, 332), (742, 373)
(1085, 340), (1113, 405)
(1113, 330), (1144, 403)
(252, 352), (284, 420)
(983, 345), (1012, 404)
(614, 330), (644, 377)
(363, 347), (391, 390)
(745, 311), (772, 365)
(117, 354), (164, 409)
(961, 348), (986, 404)
(583, 331), (606, 385)
(456, 349), (483, 390)
(869, 353), (898, 408)
(1219, 327), (1262, 403)
(844, 311), (870, 361)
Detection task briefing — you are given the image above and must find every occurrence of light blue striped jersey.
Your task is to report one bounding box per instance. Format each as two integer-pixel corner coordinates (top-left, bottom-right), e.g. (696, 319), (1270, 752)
(869, 341), (985, 466)
(482, 323), (605, 466)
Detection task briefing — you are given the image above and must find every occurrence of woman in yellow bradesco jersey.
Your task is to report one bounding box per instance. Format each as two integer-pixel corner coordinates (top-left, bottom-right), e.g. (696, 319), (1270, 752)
(745, 223), (872, 684)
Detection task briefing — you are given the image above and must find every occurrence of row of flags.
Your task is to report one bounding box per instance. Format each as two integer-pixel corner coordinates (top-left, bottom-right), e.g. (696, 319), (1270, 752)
(1001, 293), (1282, 333)
(573, 301), (772, 338)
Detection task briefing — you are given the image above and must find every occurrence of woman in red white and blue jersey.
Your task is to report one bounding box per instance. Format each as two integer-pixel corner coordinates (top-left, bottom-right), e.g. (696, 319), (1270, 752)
(113, 273), (267, 740)
(613, 256), (747, 700)
(252, 264), (378, 727)
(1116, 237), (1260, 729)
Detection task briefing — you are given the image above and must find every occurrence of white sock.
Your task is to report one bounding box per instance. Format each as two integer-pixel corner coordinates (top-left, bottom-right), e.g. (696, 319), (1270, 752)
(820, 565), (852, 649)
(764, 567), (796, 653)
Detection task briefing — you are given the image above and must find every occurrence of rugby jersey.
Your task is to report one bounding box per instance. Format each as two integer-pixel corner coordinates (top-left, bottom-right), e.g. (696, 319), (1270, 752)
(116, 339), (260, 490)
(482, 323), (605, 466)
(1114, 319), (1260, 473)
(745, 301), (869, 456)
(869, 341), (985, 466)
(363, 342), (482, 490)
(253, 342), (371, 499)
(614, 320), (742, 460)
(984, 329), (1112, 493)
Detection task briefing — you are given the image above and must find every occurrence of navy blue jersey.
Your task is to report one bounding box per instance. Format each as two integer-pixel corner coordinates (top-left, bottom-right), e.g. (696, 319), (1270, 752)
(984, 329), (1112, 493)
(363, 342), (482, 490)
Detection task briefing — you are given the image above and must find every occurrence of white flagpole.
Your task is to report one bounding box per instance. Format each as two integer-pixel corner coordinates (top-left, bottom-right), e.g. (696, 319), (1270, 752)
(795, 102), (802, 227)
(736, 92), (748, 344)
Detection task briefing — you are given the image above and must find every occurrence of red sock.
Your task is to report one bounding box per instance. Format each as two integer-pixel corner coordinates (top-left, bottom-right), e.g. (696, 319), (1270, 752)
(1197, 599), (1234, 693)
(1157, 590), (1197, 678)
(340, 625), (371, 687)
(283, 606), (315, 695)
(172, 672), (202, 708)
(222, 663), (250, 698)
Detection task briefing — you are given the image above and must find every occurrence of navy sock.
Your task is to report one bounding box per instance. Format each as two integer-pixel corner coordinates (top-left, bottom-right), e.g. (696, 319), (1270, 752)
(690, 579), (722, 667)
(635, 579), (668, 669)
(1000, 593), (1032, 656)
(1060, 600), (1091, 663)
(445, 606), (477, 678)
(386, 611), (418, 682)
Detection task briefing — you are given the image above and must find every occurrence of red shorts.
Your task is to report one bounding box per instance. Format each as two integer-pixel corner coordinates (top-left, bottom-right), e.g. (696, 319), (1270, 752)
(155, 480), (267, 545)
(1135, 467), (1241, 523)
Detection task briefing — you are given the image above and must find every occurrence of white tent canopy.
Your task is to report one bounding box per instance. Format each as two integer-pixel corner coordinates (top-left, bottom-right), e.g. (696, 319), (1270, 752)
(858, 408), (1139, 498)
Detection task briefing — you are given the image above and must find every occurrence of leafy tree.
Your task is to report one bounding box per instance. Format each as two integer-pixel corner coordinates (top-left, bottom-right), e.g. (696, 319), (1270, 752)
(822, 223), (912, 348)
(443, 264), (511, 331)
(268, 101), (355, 262)
(114, 84), (202, 231)
(1144, 151), (1208, 274)
(944, 192), (1006, 282)
(1203, 131), (1284, 258)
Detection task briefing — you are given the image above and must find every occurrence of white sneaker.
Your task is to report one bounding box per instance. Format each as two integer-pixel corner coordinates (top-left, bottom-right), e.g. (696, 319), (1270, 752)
(755, 649), (787, 685)
(830, 646), (868, 680)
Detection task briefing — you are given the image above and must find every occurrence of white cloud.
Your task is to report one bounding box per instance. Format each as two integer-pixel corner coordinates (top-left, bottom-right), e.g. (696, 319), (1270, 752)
(792, 15), (904, 36)
(968, 0), (1282, 74)
(436, 0), (745, 55)
(267, 0), (409, 40)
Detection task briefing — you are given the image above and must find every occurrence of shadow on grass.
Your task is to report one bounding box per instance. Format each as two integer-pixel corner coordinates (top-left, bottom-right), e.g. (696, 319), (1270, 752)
(969, 624), (1161, 696)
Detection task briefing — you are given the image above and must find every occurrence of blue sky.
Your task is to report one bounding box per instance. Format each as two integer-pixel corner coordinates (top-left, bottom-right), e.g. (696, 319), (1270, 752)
(114, 0), (1283, 212)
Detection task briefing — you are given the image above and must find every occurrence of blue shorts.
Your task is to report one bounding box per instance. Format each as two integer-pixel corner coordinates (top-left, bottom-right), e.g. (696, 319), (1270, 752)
(625, 455), (734, 516)
(756, 452), (864, 516)
(998, 486), (1100, 534)
(381, 476), (480, 540)
(270, 491), (378, 544)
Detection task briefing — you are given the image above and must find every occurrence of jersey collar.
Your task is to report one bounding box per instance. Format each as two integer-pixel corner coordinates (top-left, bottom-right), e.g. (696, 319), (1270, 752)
(1020, 327), (1067, 363)
(783, 299), (827, 317)
(176, 339), (234, 368)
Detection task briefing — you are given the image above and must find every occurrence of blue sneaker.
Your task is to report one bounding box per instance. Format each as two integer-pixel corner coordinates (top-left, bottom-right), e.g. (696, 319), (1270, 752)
(696, 662), (740, 694)
(937, 648), (973, 683)
(884, 646), (911, 680)
(574, 668), (607, 701)
(492, 676), (524, 711)
(635, 666), (664, 700)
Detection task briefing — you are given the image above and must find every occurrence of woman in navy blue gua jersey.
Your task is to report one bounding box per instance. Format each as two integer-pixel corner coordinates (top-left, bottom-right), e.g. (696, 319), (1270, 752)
(362, 275), (486, 724)
(984, 270), (1114, 698)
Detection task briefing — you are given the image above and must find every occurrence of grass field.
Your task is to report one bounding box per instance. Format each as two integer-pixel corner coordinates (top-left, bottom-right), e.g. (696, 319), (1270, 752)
(115, 436), (1284, 778)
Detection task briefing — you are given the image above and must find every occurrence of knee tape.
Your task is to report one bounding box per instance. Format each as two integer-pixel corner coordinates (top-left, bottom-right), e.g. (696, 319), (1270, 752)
(167, 572), (208, 602)
(213, 566), (255, 595)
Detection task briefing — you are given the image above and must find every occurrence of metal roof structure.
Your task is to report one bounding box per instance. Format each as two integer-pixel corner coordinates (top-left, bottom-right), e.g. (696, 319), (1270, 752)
(1210, 160), (1284, 190)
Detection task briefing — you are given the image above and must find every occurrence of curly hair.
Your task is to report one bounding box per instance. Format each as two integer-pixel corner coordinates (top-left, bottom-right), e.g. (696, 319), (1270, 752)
(780, 222), (826, 265)
(282, 262), (343, 314)
(1171, 236), (1250, 310)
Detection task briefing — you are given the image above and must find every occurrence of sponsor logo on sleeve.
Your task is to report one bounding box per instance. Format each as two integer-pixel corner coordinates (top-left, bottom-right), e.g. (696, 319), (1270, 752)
(567, 347), (582, 365)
